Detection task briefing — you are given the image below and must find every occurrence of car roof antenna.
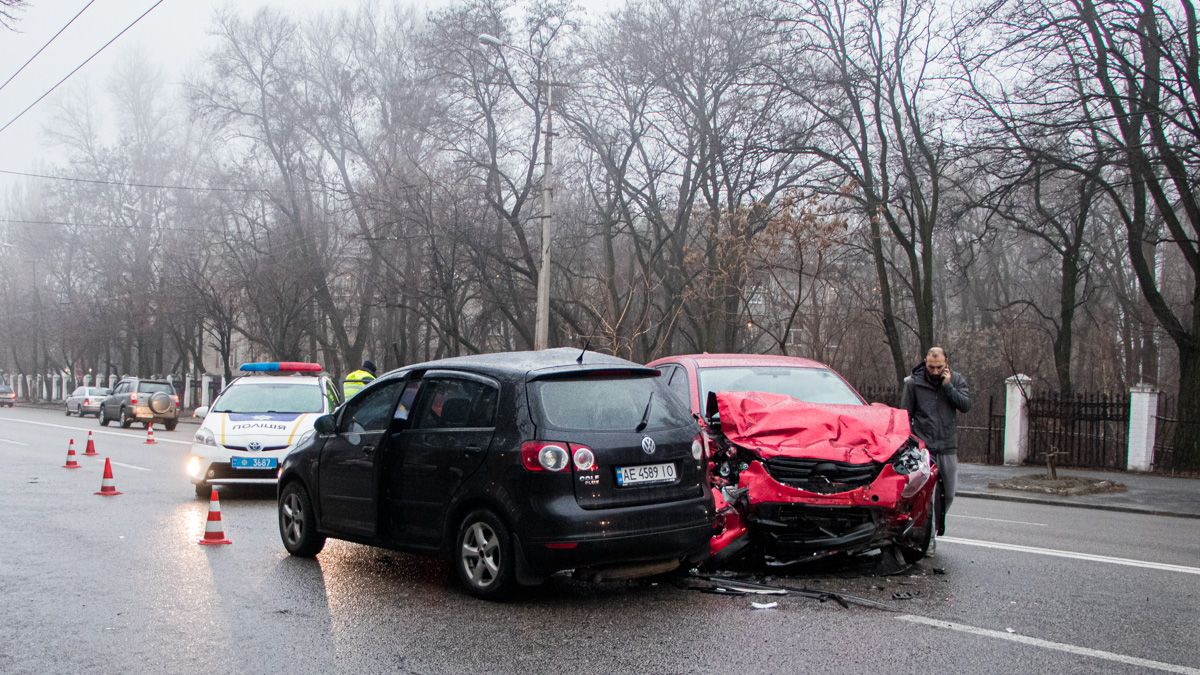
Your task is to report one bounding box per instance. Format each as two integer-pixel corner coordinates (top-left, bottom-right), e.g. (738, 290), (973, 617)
(576, 339), (591, 364)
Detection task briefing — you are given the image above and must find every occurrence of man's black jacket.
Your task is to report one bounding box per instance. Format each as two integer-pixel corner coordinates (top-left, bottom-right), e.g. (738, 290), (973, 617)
(900, 362), (972, 454)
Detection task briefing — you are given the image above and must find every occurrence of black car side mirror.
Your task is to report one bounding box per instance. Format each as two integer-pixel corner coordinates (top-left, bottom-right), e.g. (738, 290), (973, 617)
(705, 391), (720, 421)
(314, 414), (336, 435)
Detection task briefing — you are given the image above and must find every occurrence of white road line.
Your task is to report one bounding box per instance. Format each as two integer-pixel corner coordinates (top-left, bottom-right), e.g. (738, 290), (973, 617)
(897, 615), (1200, 674)
(0, 438), (30, 446)
(949, 514), (1048, 527)
(940, 536), (1200, 576)
(0, 417), (191, 446)
(111, 461), (152, 472)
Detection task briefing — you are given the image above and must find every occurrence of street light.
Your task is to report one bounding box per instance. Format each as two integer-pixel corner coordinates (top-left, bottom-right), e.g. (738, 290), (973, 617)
(479, 33), (556, 351)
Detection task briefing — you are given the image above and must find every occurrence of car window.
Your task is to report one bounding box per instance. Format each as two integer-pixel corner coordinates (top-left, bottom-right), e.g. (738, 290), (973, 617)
(409, 378), (498, 430)
(212, 382), (325, 413)
(138, 382), (173, 394)
(323, 381), (340, 411)
(662, 365), (692, 409)
(533, 375), (688, 431)
(340, 380), (405, 435)
(698, 366), (864, 406)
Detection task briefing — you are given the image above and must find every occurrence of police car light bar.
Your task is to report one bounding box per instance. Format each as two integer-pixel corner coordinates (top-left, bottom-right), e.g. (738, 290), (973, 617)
(239, 362), (323, 373)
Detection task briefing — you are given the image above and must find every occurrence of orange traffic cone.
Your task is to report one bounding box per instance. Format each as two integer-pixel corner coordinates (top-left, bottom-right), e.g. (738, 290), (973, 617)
(144, 426), (156, 445)
(83, 430), (98, 456)
(198, 488), (232, 545)
(62, 439), (82, 469)
(94, 457), (122, 496)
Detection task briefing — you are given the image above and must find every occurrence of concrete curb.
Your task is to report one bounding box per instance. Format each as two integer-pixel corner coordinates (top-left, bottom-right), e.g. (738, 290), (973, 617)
(957, 489), (1200, 520)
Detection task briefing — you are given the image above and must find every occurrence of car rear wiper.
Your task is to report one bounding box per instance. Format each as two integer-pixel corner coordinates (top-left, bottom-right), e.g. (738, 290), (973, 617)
(635, 391), (654, 432)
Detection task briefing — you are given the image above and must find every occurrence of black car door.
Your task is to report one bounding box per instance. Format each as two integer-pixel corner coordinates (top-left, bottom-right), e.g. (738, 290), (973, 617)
(389, 371), (499, 545)
(318, 378), (405, 537)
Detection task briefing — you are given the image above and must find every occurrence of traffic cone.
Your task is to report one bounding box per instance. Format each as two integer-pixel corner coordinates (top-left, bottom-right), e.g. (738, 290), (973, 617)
(198, 488), (232, 545)
(144, 426), (156, 445)
(94, 457), (122, 496)
(83, 430), (98, 456)
(62, 439), (82, 469)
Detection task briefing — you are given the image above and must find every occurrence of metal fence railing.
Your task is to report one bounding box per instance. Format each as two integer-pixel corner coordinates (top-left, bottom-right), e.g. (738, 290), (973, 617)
(1027, 391), (1129, 469)
(1153, 394), (1200, 474)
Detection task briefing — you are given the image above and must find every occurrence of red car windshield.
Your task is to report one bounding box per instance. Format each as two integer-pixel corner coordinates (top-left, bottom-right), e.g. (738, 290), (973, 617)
(699, 366), (863, 406)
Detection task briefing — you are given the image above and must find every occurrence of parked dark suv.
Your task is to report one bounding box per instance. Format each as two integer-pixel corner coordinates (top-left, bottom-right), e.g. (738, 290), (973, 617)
(277, 349), (713, 599)
(99, 377), (180, 430)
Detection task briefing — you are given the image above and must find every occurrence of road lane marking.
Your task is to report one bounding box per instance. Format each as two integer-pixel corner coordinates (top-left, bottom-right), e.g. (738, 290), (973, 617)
(897, 614), (1200, 674)
(0, 438), (30, 446)
(111, 461), (151, 472)
(940, 536), (1200, 576)
(949, 514), (1048, 527)
(0, 417), (191, 446)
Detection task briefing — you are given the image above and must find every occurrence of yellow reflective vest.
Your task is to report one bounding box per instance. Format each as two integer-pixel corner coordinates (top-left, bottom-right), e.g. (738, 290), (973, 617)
(342, 369), (376, 399)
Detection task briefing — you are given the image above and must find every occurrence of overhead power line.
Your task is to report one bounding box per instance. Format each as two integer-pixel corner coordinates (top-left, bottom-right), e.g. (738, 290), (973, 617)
(0, 0), (168, 137)
(0, 0), (98, 96)
(0, 168), (285, 194)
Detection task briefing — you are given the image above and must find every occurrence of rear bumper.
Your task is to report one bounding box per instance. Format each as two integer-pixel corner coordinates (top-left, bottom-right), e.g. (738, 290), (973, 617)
(518, 493), (713, 574)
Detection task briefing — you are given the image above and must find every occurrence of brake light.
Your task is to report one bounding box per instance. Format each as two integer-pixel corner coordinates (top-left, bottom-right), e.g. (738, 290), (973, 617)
(83, 398), (90, 405)
(172, 394), (180, 408)
(521, 441), (570, 472)
(130, 393), (138, 405)
(572, 445), (595, 471)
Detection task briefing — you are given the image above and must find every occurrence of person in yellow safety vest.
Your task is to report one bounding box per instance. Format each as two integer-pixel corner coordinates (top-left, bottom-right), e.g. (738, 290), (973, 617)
(342, 359), (377, 399)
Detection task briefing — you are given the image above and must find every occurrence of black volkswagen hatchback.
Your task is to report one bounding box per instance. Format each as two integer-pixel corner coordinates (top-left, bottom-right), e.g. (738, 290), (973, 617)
(277, 349), (713, 599)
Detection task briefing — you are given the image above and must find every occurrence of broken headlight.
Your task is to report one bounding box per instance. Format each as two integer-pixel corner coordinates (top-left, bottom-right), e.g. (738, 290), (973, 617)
(891, 441), (929, 475)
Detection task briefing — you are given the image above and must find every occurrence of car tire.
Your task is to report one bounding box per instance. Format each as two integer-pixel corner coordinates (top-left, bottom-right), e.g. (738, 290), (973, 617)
(454, 509), (517, 600)
(279, 482), (325, 557)
(99, 408), (110, 426)
(899, 485), (937, 564)
(119, 408), (132, 428)
(165, 420), (177, 432)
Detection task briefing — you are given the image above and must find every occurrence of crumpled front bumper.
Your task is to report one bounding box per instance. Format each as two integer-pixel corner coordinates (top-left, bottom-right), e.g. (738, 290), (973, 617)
(709, 459), (937, 564)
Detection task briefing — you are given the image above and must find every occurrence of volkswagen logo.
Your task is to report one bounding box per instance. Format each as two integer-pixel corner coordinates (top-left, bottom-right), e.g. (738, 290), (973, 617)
(247, 441), (262, 452)
(641, 436), (656, 455)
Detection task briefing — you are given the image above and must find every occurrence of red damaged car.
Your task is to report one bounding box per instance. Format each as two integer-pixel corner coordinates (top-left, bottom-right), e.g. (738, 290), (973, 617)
(647, 354), (938, 567)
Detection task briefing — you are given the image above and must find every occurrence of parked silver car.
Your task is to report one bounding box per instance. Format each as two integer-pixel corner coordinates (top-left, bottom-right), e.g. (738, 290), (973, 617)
(65, 386), (110, 417)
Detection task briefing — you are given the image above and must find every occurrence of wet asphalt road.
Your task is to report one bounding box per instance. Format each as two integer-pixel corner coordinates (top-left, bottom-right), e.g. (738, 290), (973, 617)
(1, 407), (1197, 674)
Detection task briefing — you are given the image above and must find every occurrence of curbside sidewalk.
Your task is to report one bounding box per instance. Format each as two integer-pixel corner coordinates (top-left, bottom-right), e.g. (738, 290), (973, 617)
(957, 462), (1200, 519)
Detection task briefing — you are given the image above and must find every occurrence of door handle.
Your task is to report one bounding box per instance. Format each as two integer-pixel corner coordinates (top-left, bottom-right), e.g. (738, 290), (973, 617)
(362, 445), (375, 456)
(463, 445), (483, 455)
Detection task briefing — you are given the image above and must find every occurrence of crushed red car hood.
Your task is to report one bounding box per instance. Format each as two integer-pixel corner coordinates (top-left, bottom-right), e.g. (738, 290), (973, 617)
(714, 391), (912, 463)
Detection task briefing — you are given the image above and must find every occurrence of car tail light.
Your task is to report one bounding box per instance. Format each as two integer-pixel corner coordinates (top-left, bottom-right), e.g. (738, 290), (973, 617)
(83, 398), (90, 405)
(172, 395), (180, 408)
(572, 445), (595, 471)
(521, 441), (570, 472)
(130, 393), (139, 405)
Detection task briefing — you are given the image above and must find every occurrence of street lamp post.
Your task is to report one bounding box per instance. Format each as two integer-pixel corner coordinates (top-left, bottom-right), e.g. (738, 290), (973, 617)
(479, 33), (554, 351)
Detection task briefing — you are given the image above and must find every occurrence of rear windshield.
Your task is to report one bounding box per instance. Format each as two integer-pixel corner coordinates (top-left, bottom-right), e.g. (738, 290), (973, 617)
(699, 366), (864, 406)
(212, 382), (324, 414)
(138, 382), (174, 395)
(533, 376), (688, 431)
(92, 388), (110, 395)
(0, 385), (11, 393)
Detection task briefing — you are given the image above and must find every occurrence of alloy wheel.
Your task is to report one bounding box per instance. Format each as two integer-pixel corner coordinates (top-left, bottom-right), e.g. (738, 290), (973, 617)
(281, 492), (304, 547)
(460, 521), (501, 588)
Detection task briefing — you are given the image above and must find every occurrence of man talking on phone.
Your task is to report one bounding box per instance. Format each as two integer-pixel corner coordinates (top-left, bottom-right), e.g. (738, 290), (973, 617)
(901, 346), (971, 535)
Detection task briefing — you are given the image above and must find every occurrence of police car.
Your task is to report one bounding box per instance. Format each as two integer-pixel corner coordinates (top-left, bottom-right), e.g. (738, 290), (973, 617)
(187, 362), (341, 497)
